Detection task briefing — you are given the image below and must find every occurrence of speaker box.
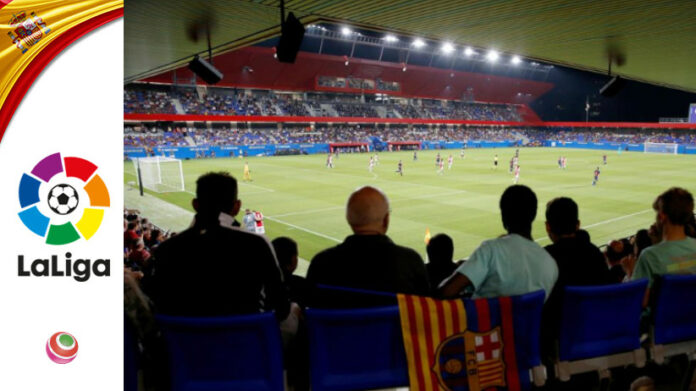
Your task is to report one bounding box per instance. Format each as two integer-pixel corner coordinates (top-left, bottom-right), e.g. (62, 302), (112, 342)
(599, 75), (625, 97)
(276, 12), (305, 63)
(188, 56), (223, 84)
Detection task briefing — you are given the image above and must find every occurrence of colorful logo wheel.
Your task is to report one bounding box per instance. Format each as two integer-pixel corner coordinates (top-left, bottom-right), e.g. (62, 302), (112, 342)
(18, 153), (110, 245)
(46, 332), (78, 364)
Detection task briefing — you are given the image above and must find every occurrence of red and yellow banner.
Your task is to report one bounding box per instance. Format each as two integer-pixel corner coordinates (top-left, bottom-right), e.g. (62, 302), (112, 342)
(397, 294), (521, 391)
(0, 0), (123, 139)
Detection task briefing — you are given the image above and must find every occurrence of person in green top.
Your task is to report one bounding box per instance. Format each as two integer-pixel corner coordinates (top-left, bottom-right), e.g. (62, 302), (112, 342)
(631, 187), (696, 289)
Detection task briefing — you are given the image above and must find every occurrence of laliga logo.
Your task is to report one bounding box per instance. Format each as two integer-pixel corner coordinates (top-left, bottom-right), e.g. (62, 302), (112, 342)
(46, 332), (78, 364)
(17, 153), (111, 281)
(18, 152), (109, 244)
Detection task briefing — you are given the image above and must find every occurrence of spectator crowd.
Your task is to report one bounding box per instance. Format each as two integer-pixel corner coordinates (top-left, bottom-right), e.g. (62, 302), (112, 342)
(125, 168), (696, 390)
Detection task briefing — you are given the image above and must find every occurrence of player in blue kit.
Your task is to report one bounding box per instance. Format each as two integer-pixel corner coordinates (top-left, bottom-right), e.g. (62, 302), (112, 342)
(592, 167), (600, 186)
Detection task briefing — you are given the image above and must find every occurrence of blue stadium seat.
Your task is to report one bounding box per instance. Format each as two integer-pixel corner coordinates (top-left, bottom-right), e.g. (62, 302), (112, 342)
(306, 305), (408, 391)
(310, 284), (398, 309)
(156, 313), (284, 391)
(650, 274), (696, 364)
(124, 320), (139, 391)
(555, 279), (649, 381)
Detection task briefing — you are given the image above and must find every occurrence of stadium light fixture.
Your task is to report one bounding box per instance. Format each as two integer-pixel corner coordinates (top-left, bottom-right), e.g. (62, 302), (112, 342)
(384, 34), (399, 42)
(464, 47), (475, 57)
(511, 55), (522, 65)
(441, 42), (455, 54)
(341, 26), (352, 36)
(486, 49), (499, 63)
(412, 38), (426, 48)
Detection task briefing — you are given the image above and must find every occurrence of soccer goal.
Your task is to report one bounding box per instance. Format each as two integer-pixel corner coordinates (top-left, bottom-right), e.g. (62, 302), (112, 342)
(133, 156), (185, 193)
(644, 142), (679, 154)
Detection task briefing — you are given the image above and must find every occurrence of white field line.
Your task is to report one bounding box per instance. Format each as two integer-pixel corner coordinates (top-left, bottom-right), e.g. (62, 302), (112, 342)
(270, 189), (470, 219)
(535, 209), (652, 242)
(265, 216), (342, 243)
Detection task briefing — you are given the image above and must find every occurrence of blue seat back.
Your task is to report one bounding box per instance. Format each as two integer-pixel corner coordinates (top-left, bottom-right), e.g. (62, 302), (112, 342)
(306, 306), (408, 391)
(124, 320), (138, 391)
(156, 313), (284, 391)
(558, 279), (648, 361)
(652, 274), (696, 345)
(311, 284), (398, 309)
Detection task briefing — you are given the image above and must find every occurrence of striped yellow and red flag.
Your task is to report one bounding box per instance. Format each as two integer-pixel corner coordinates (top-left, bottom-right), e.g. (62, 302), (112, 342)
(424, 227), (431, 245)
(397, 294), (521, 391)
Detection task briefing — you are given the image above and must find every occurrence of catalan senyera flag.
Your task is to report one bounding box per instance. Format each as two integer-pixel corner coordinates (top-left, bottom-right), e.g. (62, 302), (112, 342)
(397, 294), (522, 391)
(425, 227), (431, 244)
(0, 0), (123, 138)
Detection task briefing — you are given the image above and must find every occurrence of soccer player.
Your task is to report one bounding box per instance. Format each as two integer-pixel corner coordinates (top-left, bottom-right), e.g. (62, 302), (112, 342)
(326, 153), (334, 168)
(460, 148), (465, 158)
(592, 167), (600, 186)
(243, 161), (252, 182)
(368, 156), (374, 173)
(413, 150), (418, 161)
(447, 155), (453, 170)
(561, 156), (567, 170)
(509, 157), (515, 173)
(437, 159), (445, 175)
(558, 156), (562, 169)
(513, 164), (520, 184)
(515, 148), (520, 158)
(603, 154), (607, 165)
(253, 210), (265, 235)
(436, 152), (441, 167)
(493, 154), (499, 169)
(396, 160), (403, 176)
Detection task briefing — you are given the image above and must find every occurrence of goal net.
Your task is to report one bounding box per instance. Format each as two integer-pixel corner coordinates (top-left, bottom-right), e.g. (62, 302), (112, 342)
(133, 156), (185, 193)
(644, 142), (678, 154)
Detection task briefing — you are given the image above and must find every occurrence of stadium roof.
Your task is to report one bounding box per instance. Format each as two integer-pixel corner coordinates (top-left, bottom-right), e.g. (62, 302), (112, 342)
(125, 0), (696, 92)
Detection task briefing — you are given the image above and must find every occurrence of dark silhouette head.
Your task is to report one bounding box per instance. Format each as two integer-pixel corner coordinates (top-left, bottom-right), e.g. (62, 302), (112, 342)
(272, 236), (298, 276)
(545, 197), (579, 241)
(500, 185), (537, 238)
(427, 234), (454, 265)
(193, 172), (240, 226)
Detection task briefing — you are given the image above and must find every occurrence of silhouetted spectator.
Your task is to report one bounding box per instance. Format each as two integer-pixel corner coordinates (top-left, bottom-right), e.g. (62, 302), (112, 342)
(150, 172), (291, 321)
(272, 237), (309, 308)
(307, 186), (430, 300)
(425, 233), (459, 292)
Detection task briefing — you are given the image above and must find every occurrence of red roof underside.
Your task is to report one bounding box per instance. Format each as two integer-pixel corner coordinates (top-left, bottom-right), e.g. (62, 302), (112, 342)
(142, 46), (554, 104)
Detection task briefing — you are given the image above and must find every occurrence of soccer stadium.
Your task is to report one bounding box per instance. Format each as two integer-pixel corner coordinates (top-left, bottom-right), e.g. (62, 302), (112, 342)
(124, 2), (696, 391)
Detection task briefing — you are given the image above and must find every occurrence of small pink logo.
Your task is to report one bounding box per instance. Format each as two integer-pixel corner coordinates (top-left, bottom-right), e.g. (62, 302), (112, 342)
(46, 332), (78, 364)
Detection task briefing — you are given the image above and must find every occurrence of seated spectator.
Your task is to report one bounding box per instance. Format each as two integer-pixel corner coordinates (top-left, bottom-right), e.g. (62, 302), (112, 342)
(630, 187), (696, 288)
(306, 186), (430, 297)
(149, 172), (291, 320)
(606, 238), (632, 282)
(540, 197), (612, 358)
(440, 185), (558, 300)
(425, 233), (459, 293)
(124, 222), (140, 250)
(272, 237), (308, 308)
(129, 238), (152, 268)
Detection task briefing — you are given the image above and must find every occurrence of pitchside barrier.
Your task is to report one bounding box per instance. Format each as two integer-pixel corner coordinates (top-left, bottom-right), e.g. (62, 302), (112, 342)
(124, 140), (696, 160)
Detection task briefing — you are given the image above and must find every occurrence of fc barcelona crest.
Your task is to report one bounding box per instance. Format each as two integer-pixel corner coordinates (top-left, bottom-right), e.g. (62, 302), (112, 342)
(7, 11), (52, 54)
(433, 327), (507, 391)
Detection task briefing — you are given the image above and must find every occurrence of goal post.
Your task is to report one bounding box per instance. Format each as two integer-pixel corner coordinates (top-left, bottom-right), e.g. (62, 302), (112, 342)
(133, 156), (186, 193)
(644, 142), (678, 155)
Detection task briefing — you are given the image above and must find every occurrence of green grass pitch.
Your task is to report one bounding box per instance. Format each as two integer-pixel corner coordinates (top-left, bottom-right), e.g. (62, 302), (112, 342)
(124, 148), (696, 262)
